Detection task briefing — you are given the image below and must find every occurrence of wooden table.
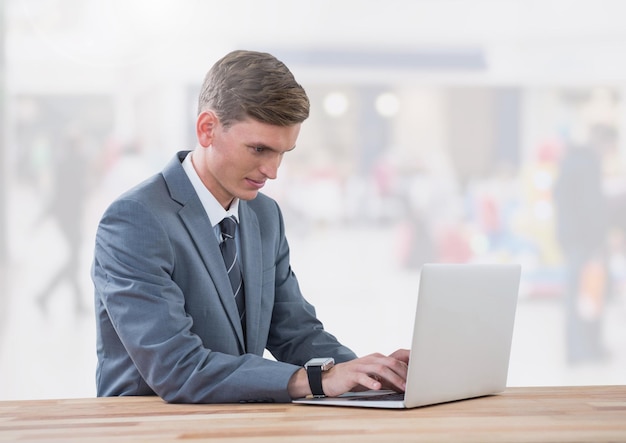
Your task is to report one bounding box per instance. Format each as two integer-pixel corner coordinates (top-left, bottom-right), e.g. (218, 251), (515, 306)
(1, 386), (625, 442)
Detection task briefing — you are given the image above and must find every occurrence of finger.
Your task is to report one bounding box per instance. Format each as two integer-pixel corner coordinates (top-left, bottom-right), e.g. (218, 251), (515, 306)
(339, 354), (409, 394)
(389, 349), (410, 364)
(357, 372), (383, 391)
(371, 359), (408, 392)
(379, 369), (407, 392)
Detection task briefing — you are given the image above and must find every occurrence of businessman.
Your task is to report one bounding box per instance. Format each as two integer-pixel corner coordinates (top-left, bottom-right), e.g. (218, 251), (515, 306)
(93, 50), (409, 403)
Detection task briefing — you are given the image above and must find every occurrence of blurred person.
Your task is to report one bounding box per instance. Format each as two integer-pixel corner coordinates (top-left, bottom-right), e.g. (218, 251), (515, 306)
(35, 131), (90, 314)
(92, 50), (409, 404)
(553, 125), (610, 364)
(396, 183), (435, 269)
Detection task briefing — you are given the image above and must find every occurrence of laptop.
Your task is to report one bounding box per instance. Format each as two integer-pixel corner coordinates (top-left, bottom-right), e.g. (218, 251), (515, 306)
(293, 263), (521, 409)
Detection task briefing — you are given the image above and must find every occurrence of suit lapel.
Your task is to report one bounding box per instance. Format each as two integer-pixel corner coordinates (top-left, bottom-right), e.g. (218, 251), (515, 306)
(162, 152), (246, 351)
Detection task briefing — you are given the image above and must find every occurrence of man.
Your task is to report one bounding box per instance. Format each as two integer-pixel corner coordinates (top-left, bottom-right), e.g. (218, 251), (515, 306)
(93, 50), (409, 403)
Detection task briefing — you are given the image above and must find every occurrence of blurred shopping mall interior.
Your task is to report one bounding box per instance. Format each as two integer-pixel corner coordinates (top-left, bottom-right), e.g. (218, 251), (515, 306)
(0, 0), (625, 400)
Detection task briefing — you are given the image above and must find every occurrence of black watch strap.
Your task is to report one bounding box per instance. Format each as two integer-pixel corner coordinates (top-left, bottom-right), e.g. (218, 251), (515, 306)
(306, 365), (325, 397)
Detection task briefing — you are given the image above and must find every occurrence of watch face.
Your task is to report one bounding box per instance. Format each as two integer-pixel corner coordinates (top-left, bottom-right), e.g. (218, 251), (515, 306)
(305, 357), (335, 369)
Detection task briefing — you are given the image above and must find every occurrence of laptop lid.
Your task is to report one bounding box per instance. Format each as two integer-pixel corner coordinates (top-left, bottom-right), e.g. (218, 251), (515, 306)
(293, 263), (521, 409)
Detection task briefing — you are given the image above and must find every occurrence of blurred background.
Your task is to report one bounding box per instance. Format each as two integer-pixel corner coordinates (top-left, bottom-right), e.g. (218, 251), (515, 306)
(1, 0), (626, 400)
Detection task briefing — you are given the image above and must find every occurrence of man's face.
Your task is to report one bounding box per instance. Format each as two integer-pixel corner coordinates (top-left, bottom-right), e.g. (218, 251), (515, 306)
(195, 113), (301, 209)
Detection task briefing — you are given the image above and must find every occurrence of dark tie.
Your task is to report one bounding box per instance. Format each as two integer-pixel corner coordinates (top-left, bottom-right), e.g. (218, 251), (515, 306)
(219, 216), (246, 329)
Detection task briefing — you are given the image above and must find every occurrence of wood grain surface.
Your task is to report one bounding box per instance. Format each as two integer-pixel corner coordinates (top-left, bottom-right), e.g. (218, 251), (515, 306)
(1, 386), (625, 442)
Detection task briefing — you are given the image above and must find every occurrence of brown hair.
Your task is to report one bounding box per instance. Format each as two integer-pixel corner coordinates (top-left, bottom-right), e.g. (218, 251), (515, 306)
(198, 50), (310, 127)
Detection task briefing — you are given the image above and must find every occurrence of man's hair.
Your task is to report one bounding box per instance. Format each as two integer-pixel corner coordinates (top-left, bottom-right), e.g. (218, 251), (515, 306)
(198, 50), (310, 127)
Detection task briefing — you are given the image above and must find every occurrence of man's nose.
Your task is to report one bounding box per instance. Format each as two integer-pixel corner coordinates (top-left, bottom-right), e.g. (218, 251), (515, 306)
(259, 155), (281, 179)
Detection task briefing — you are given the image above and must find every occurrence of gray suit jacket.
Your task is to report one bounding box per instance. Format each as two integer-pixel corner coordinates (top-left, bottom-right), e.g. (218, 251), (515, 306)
(93, 151), (356, 403)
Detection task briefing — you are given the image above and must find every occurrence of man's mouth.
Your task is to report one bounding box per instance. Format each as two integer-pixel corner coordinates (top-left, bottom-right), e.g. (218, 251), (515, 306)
(246, 178), (266, 189)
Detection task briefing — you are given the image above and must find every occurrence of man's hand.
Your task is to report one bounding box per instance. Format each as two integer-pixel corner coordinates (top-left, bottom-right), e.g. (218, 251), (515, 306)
(288, 349), (410, 399)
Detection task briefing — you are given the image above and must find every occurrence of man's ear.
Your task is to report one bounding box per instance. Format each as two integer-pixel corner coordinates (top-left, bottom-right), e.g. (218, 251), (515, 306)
(196, 111), (218, 147)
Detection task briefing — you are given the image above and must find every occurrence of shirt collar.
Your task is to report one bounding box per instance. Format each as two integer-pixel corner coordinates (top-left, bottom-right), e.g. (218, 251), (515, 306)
(182, 151), (239, 227)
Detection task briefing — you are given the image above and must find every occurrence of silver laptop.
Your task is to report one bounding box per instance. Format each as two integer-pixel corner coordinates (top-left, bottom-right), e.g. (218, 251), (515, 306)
(294, 263), (521, 409)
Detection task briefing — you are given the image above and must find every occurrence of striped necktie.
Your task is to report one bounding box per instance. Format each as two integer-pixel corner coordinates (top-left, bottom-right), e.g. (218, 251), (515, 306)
(219, 216), (246, 329)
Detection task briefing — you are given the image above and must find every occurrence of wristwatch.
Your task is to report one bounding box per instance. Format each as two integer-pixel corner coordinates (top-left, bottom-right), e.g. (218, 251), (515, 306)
(304, 357), (335, 397)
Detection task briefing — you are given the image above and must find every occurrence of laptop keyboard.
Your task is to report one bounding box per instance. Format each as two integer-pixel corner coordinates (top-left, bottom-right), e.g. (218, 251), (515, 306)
(347, 392), (405, 402)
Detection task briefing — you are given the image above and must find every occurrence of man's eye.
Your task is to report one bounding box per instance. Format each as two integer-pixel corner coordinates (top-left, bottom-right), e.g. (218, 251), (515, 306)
(252, 146), (265, 153)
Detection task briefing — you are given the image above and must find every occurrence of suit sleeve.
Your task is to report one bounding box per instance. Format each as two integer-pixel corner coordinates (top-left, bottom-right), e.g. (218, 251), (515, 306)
(93, 197), (300, 403)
